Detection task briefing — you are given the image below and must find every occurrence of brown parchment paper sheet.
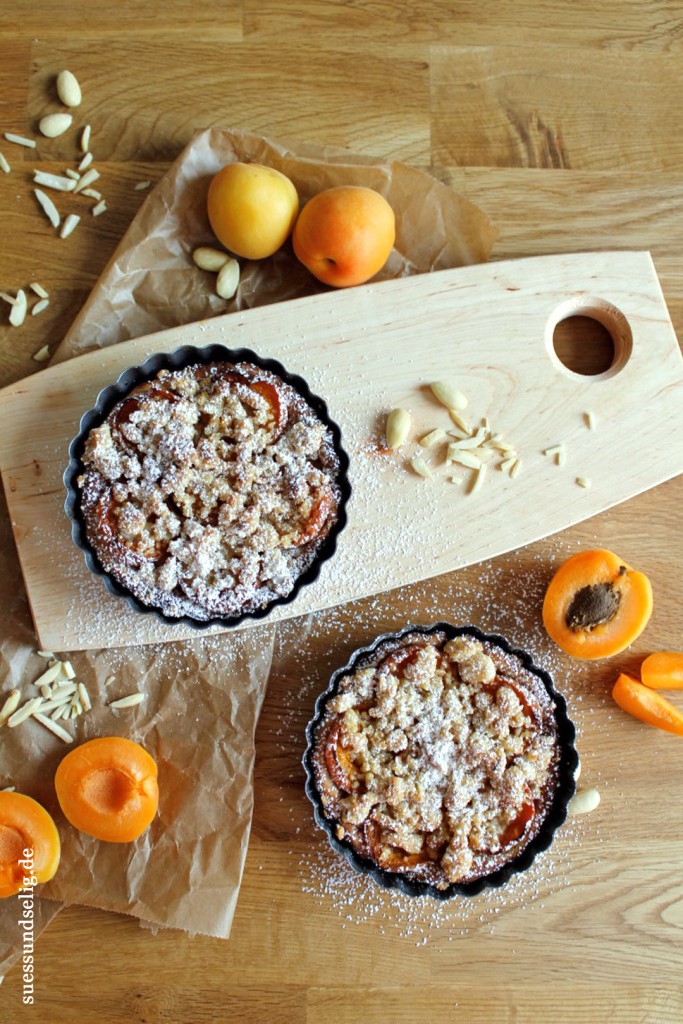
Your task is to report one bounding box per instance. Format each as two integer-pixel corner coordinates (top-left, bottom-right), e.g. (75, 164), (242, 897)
(2, 127), (496, 977)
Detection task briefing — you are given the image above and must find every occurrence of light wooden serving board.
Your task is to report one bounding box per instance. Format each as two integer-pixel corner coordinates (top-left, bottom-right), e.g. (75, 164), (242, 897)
(1, 251), (682, 653)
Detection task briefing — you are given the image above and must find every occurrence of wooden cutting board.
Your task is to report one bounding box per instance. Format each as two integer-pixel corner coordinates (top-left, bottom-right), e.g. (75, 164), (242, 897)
(0, 250), (681, 653)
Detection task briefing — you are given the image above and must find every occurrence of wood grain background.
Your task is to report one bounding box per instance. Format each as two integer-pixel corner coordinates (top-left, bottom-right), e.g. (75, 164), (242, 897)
(1, 3), (682, 1022)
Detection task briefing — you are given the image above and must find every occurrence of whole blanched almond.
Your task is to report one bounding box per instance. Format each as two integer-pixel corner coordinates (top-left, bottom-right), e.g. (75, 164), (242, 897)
(568, 787), (600, 815)
(385, 408), (411, 450)
(430, 381), (468, 411)
(57, 70), (82, 108)
(216, 258), (240, 299)
(39, 113), (73, 138)
(193, 247), (229, 272)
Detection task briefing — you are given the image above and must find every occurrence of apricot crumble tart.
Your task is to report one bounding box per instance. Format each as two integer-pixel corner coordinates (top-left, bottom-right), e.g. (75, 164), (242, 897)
(77, 360), (343, 621)
(309, 629), (565, 890)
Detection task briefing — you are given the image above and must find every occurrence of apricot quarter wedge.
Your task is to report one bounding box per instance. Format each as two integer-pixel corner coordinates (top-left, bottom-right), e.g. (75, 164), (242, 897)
(542, 549), (653, 660)
(641, 652), (683, 690)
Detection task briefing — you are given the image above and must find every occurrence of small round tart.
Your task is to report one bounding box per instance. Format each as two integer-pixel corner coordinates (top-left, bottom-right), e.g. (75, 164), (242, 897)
(308, 627), (573, 893)
(76, 360), (342, 622)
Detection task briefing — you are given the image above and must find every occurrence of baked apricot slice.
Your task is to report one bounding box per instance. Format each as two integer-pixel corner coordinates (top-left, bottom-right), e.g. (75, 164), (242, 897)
(0, 792), (61, 898)
(641, 652), (683, 690)
(542, 549), (653, 659)
(55, 737), (159, 843)
(612, 673), (683, 737)
(324, 722), (358, 792)
(498, 801), (535, 848)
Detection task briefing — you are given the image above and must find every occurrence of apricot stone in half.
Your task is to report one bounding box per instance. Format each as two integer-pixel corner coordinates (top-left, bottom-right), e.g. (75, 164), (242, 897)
(55, 736), (159, 843)
(542, 548), (653, 660)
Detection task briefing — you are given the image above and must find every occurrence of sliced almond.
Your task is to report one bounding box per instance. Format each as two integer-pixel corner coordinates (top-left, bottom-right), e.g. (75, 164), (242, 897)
(430, 381), (468, 411)
(216, 258), (240, 300)
(192, 247), (229, 273)
(386, 408), (411, 450)
(56, 70), (82, 108)
(39, 113), (73, 138)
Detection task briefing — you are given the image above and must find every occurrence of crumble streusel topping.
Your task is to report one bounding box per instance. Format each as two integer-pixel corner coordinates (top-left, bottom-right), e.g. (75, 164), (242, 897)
(312, 632), (560, 888)
(77, 361), (342, 620)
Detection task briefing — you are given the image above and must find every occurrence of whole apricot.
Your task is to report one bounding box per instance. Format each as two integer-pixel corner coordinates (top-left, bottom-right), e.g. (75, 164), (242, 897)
(207, 162), (299, 260)
(292, 185), (395, 288)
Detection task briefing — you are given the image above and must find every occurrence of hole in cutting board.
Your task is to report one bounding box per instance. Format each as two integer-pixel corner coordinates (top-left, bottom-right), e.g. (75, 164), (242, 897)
(546, 296), (633, 380)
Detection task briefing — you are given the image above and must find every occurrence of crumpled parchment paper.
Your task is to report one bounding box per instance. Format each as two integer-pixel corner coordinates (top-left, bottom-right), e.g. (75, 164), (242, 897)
(1, 126), (497, 977)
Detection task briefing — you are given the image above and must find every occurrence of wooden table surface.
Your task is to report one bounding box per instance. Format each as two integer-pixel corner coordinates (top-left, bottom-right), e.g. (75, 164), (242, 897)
(2, 4), (683, 1022)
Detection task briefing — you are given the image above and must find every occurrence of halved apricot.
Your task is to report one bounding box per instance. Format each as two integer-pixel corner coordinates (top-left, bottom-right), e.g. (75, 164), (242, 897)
(55, 737), (159, 843)
(641, 652), (683, 690)
(542, 549), (653, 660)
(324, 722), (357, 792)
(0, 792), (61, 899)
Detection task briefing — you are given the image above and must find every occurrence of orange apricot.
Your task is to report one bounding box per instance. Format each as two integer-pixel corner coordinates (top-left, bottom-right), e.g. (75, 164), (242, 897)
(292, 185), (395, 288)
(207, 162), (299, 260)
(55, 736), (159, 843)
(641, 652), (683, 690)
(612, 673), (683, 737)
(0, 792), (61, 899)
(542, 549), (653, 660)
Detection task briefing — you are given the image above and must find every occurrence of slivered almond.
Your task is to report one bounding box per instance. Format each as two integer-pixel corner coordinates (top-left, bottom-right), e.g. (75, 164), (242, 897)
(73, 168), (100, 193)
(134, 181), (151, 191)
(81, 188), (101, 201)
(34, 663), (63, 688)
(78, 152), (93, 172)
(65, 168), (80, 181)
(576, 476), (591, 489)
(0, 152), (10, 173)
(0, 689), (21, 727)
(469, 463), (487, 495)
(92, 200), (107, 217)
(448, 409), (472, 434)
(4, 133), (36, 148)
(81, 125), (91, 153)
(60, 661), (76, 680)
(33, 345), (51, 362)
(7, 697), (43, 727)
(510, 459), (522, 478)
(78, 683), (92, 712)
(109, 692), (144, 709)
(419, 428), (446, 448)
(584, 410), (596, 430)
(32, 299), (49, 317)
(410, 455), (432, 479)
(33, 170), (76, 192)
(60, 213), (80, 239)
(33, 712), (73, 743)
(447, 446), (481, 469)
(0, 291), (17, 305)
(34, 188), (61, 229)
(9, 290), (27, 327)
(500, 457), (516, 475)
(30, 283), (49, 300)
